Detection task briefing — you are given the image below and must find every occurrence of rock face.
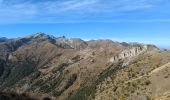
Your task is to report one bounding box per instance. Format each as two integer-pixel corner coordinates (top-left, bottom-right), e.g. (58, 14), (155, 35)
(56, 37), (88, 50)
(25, 32), (56, 43)
(110, 45), (148, 62)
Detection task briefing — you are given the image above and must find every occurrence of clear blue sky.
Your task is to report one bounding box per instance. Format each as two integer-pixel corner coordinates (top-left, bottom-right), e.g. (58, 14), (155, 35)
(0, 0), (170, 48)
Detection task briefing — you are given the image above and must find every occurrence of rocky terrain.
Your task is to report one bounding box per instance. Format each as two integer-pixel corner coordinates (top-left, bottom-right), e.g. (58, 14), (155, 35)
(0, 33), (169, 100)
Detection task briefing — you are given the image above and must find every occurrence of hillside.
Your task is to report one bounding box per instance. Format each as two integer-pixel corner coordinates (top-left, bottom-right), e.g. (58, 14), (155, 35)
(0, 33), (169, 100)
(94, 50), (170, 100)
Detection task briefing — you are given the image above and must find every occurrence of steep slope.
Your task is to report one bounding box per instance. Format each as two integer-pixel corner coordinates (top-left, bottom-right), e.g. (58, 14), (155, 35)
(0, 41), (64, 89)
(68, 45), (158, 100)
(94, 50), (170, 100)
(3, 47), (120, 100)
(56, 37), (88, 50)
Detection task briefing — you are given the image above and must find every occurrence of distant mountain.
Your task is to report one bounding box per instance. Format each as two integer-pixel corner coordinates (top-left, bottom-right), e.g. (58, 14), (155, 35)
(86, 39), (126, 51)
(0, 37), (8, 42)
(0, 32), (129, 52)
(158, 46), (170, 50)
(1, 33), (168, 100)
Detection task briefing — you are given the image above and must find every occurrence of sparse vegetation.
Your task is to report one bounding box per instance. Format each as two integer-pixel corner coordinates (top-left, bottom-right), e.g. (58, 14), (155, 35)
(5, 62), (36, 87)
(145, 80), (151, 85)
(52, 63), (69, 74)
(0, 92), (39, 100)
(64, 74), (77, 89)
(69, 62), (123, 100)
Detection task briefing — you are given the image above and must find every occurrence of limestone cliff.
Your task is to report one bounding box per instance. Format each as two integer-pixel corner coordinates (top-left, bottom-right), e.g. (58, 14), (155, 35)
(110, 45), (153, 62)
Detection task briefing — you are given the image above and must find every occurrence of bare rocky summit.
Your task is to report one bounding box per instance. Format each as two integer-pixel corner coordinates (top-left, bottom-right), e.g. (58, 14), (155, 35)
(0, 33), (169, 100)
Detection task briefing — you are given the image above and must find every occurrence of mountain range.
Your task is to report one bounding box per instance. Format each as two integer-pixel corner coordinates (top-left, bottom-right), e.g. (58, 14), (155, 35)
(0, 33), (169, 100)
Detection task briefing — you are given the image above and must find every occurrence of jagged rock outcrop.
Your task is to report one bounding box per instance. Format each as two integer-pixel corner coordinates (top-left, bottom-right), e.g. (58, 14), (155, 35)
(24, 32), (56, 43)
(110, 45), (148, 62)
(56, 37), (88, 50)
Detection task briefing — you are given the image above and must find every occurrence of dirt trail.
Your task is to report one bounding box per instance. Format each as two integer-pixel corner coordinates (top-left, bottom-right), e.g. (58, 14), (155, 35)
(125, 62), (170, 84)
(150, 62), (170, 75)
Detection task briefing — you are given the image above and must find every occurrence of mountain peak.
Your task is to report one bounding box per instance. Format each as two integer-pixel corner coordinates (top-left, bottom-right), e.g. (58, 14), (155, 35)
(22, 32), (56, 43)
(30, 32), (54, 39)
(32, 32), (46, 38)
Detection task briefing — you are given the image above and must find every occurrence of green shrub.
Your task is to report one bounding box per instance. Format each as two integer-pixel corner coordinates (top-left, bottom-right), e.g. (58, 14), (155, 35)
(52, 90), (62, 97)
(64, 74), (77, 90)
(71, 55), (81, 63)
(31, 71), (41, 80)
(33, 79), (44, 86)
(145, 80), (151, 85)
(52, 63), (69, 74)
(40, 84), (51, 93)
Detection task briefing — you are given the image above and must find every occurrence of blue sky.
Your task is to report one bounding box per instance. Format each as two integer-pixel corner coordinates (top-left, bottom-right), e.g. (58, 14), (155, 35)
(0, 0), (170, 48)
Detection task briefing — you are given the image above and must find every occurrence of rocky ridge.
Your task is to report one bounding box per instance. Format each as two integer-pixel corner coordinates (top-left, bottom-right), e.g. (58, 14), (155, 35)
(110, 45), (148, 62)
(0, 33), (165, 100)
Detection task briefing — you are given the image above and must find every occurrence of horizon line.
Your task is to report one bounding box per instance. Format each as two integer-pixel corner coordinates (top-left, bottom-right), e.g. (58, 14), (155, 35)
(2, 19), (170, 24)
(0, 33), (169, 49)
